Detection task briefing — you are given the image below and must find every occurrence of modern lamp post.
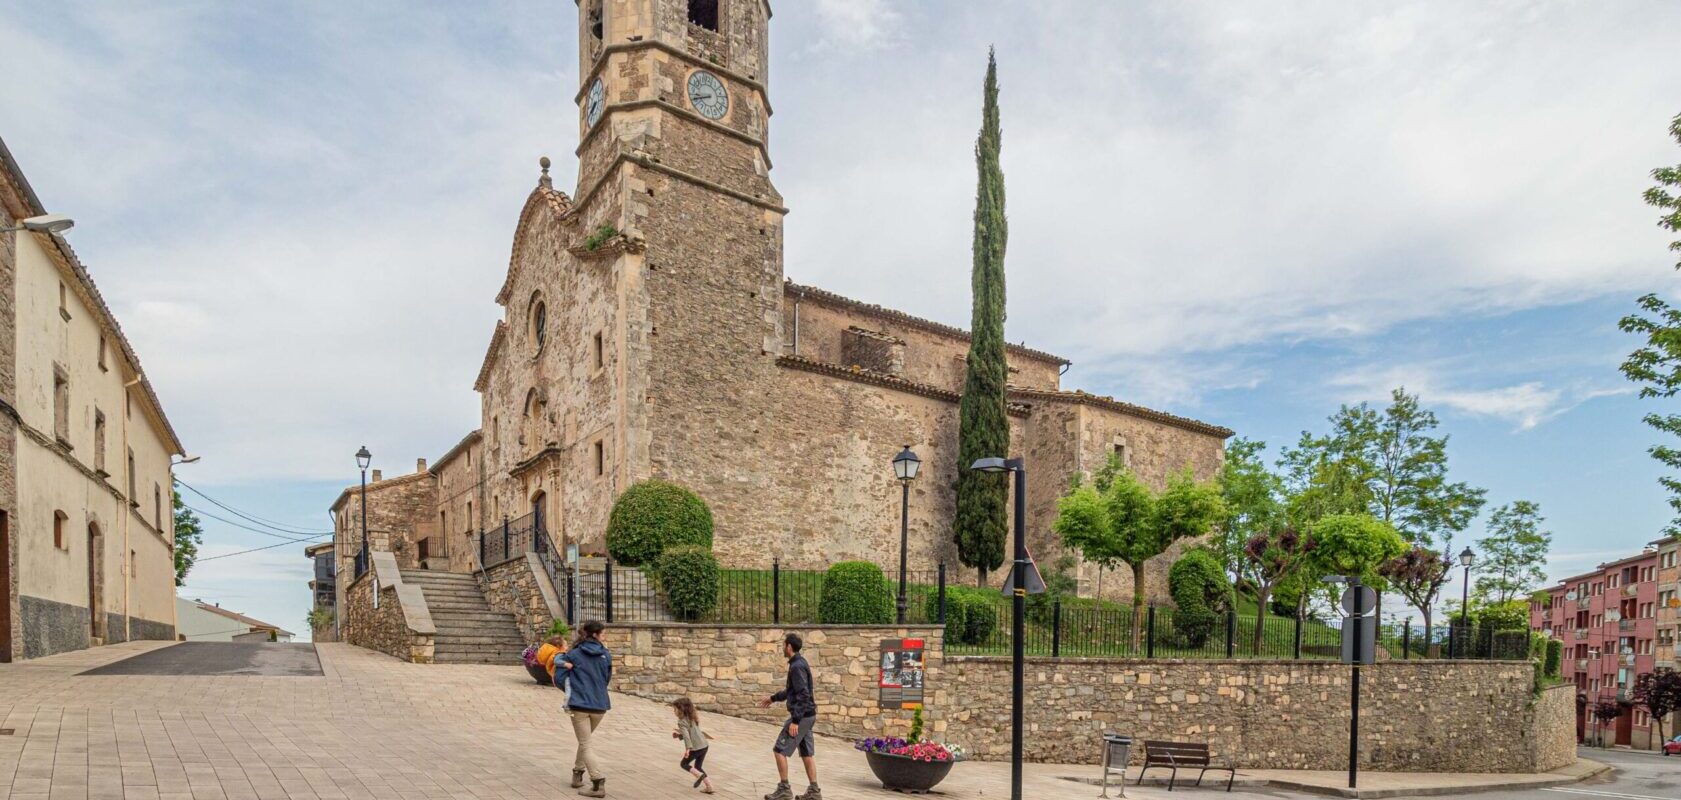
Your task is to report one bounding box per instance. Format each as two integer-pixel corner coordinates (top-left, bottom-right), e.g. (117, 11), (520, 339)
(356, 446), (372, 577)
(892, 445), (921, 624)
(1455, 546), (1474, 659)
(970, 455), (1026, 800)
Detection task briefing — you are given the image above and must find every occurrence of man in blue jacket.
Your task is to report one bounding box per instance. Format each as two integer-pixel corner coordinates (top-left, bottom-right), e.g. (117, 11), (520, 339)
(557, 620), (613, 797)
(758, 632), (819, 800)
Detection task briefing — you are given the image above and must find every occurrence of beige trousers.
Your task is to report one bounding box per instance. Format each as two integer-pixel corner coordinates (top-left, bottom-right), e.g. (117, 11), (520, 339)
(569, 710), (606, 780)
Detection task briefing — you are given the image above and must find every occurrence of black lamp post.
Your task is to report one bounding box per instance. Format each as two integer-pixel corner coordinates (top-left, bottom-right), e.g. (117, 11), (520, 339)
(1456, 546), (1474, 658)
(892, 445), (921, 624)
(970, 455), (1025, 800)
(356, 446), (371, 577)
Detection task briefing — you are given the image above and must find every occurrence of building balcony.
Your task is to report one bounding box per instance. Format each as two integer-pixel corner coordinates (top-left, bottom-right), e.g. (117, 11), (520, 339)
(1624, 584), (1640, 597)
(1620, 618), (1637, 631)
(1575, 628), (1590, 640)
(1621, 654), (1637, 666)
(1575, 658), (1589, 671)
(1578, 596), (1592, 609)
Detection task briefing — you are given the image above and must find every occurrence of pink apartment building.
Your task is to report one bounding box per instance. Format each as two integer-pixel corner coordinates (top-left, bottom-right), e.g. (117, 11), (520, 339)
(1531, 546), (1663, 749)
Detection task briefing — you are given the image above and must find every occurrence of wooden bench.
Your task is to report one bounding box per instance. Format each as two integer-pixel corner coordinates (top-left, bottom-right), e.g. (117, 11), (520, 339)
(1136, 740), (1234, 792)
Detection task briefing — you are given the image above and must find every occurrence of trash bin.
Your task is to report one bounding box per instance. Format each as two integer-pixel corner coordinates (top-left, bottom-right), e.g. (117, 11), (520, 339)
(1100, 732), (1133, 798)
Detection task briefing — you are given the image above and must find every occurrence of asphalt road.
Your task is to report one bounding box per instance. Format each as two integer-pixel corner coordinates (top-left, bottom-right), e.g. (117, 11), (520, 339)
(1452, 747), (1675, 800)
(78, 642), (323, 676)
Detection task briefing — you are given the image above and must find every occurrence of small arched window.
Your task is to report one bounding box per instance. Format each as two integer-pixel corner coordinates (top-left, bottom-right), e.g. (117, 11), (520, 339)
(529, 295), (547, 352)
(53, 510), (68, 549)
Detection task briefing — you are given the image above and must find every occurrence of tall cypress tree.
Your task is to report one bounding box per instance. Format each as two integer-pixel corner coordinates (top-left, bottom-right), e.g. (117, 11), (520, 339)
(955, 49), (1010, 585)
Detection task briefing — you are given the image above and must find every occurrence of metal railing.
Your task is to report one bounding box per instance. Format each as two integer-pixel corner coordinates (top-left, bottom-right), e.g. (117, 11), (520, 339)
(1576, 628), (1590, 640)
(1619, 618), (1637, 632)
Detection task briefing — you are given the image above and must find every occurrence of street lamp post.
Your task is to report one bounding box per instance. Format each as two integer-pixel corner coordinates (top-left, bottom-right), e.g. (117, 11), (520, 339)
(892, 446), (921, 625)
(971, 455), (1026, 800)
(1455, 546), (1474, 659)
(356, 446), (371, 577)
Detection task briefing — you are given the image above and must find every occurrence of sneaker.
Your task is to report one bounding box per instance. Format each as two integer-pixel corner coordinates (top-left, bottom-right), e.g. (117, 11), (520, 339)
(764, 782), (793, 800)
(795, 785), (821, 800)
(570, 770), (586, 789)
(580, 778), (606, 798)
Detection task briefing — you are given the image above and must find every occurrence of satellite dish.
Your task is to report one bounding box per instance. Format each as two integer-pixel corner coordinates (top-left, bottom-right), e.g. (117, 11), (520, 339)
(1566, 590), (1578, 601)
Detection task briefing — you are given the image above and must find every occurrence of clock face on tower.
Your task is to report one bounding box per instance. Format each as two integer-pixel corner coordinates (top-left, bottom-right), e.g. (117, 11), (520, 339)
(687, 71), (728, 120)
(585, 78), (605, 127)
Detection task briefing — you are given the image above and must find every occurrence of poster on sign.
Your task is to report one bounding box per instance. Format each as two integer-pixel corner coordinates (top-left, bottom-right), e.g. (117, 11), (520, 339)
(878, 638), (926, 709)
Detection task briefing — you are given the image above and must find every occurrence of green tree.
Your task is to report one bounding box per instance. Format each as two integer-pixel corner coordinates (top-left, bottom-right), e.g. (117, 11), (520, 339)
(954, 49), (1011, 585)
(1212, 438), (1283, 594)
(1620, 113), (1681, 538)
(1053, 466), (1224, 643)
(172, 480), (202, 586)
(1307, 513), (1407, 591)
(1631, 669), (1681, 750)
(1474, 500), (1550, 603)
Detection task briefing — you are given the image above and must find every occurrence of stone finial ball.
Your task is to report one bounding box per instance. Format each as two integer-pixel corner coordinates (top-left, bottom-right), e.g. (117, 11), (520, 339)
(540, 156), (551, 171)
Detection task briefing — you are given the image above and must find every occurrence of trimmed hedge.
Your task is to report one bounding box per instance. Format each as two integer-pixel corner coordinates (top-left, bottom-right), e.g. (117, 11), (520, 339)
(1544, 638), (1563, 678)
(818, 561), (894, 624)
(927, 585), (999, 645)
(655, 545), (720, 621)
(605, 480), (714, 566)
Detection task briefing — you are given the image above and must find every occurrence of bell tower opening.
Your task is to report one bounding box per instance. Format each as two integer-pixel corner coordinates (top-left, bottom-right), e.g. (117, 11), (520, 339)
(688, 0), (719, 31)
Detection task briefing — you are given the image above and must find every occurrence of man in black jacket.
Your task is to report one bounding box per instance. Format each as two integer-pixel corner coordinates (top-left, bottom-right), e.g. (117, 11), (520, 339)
(759, 632), (819, 800)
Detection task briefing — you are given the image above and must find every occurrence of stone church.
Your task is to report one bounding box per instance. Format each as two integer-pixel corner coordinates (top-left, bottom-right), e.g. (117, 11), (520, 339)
(330, 0), (1230, 606)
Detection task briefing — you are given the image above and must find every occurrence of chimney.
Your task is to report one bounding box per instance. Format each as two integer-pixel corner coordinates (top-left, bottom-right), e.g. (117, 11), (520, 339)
(372, 469), (383, 482)
(416, 458), (427, 473)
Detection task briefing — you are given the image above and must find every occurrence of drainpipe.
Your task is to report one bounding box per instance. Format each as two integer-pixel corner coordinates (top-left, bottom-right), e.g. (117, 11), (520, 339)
(121, 375), (141, 644)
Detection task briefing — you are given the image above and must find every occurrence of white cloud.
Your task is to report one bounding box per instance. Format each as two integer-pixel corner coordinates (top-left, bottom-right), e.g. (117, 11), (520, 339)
(1329, 363), (1632, 430)
(809, 0), (904, 51)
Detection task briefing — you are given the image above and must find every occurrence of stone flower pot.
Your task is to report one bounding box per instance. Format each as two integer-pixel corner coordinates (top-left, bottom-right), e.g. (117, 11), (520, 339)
(863, 751), (954, 794)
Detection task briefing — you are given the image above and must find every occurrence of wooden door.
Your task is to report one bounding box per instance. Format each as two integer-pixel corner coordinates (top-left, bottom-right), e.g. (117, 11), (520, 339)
(1617, 706), (1634, 746)
(0, 510), (10, 662)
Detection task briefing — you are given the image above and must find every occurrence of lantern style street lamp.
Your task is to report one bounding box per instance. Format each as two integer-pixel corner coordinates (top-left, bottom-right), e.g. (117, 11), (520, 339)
(970, 455), (1026, 800)
(892, 446), (921, 624)
(1454, 546), (1474, 659)
(356, 446), (372, 578)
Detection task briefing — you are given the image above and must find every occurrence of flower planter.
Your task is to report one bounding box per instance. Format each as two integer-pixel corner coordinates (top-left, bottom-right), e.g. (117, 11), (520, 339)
(524, 661), (551, 685)
(863, 750), (954, 794)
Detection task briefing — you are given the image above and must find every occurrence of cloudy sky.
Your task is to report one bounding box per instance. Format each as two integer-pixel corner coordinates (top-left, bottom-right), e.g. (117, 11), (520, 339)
(5, 1), (1681, 637)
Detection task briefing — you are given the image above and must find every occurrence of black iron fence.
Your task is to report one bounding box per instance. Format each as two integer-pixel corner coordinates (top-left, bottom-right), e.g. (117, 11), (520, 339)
(466, 532), (1544, 663)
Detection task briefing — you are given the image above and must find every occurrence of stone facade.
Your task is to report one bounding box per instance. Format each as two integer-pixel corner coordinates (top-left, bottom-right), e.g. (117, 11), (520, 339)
(601, 622), (945, 743)
(479, 552), (564, 642)
(945, 655), (1573, 773)
(341, 552), (435, 664)
(330, 1), (1231, 621)
(430, 431), (484, 572)
(329, 467), (438, 615)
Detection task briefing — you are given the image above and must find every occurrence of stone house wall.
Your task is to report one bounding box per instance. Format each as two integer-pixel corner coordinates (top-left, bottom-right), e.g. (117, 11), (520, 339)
(430, 431), (483, 572)
(480, 552), (564, 642)
(945, 655), (1573, 772)
(330, 468), (439, 613)
(601, 622), (945, 744)
(341, 552), (434, 663)
(0, 145), (19, 662)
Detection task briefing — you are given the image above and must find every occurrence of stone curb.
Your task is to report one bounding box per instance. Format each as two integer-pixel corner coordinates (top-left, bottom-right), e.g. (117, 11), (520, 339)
(1253, 759), (1611, 799)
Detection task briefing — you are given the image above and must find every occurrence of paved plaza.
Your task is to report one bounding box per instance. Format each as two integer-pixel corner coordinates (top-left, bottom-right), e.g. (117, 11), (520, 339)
(0, 641), (1638, 800)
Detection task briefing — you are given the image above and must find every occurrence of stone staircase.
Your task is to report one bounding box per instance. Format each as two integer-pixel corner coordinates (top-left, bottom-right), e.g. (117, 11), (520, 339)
(400, 570), (527, 664)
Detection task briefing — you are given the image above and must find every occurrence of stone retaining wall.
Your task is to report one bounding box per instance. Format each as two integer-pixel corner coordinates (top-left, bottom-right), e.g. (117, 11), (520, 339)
(600, 622), (945, 743)
(945, 656), (1573, 773)
(480, 553), (564, 642)
(342, 552), (435, 663)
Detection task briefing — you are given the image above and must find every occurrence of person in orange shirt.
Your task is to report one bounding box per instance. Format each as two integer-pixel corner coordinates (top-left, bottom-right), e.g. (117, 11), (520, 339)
(536, 634), (569, 681)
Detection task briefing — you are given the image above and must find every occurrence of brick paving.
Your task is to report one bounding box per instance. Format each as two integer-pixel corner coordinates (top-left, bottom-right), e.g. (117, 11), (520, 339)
(0, 641), (1600, 800)
(1, 642), (1222, 800)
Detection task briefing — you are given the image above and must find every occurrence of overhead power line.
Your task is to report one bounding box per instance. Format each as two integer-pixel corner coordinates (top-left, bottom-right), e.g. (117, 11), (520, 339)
(183, 503), (330, 543)
(177, 479), (332, 535)
(197, 535), (331, 562)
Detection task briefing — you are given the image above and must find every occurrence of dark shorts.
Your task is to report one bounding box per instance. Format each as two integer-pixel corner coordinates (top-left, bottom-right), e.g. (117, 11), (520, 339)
(773, 716), (816, 758)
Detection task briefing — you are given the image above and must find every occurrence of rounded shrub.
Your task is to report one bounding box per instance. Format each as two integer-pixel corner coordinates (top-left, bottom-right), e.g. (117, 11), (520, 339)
(655, 544), (720, 621)
(818, 561), (894, 624)
(927, 585), (999, 645)
(1168, 550), (1231, 648)
(605, 479), (714, 566)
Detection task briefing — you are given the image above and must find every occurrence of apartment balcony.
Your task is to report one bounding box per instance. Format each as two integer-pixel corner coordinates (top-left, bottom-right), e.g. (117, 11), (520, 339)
(1542, 610), (1554, 623)
(1620, 618), (1637, 632)
(1624, 584), (1640, 597)
(1575, 658), (1590, 672)
(1575, 629), (1590, 640)
(1621, 654), (1637, 666)
(1577, 596), (1592, 609)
